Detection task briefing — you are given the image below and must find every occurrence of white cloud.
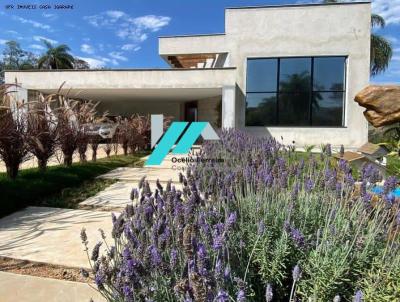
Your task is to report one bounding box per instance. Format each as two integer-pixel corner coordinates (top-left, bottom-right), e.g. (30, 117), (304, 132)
(0, 39), (8, 45)
(84, 11), (170, 43)
(42, 13), (58, 20)
(11, 16), (52, 31)
(372, 0), (400, 25)
(106, 10), (125, 19)
(81, 43), (94, 54)
(109, 51), (128, 61)
(121, 43), (141, 52)
(392, 56), (400, 61)
(5, 30), (18, 35)
(33, 36), (58, 44)
(121, 43), (136, 51)
(133, 15), (171, 32)
(29, 44), (46, 50)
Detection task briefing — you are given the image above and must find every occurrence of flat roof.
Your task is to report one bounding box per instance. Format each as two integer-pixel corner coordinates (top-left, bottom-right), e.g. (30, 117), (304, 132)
(226, 1), (371, 10)
(4, 67), (236, 72)
(159, 33), (225, 39)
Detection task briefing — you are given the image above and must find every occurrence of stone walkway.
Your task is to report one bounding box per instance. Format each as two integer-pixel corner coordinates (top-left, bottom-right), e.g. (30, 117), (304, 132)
(0, 153), (183, 301)
(0, 207), (113, 269)
(0, 271), (105, 302)
(80, 154), (185, 210)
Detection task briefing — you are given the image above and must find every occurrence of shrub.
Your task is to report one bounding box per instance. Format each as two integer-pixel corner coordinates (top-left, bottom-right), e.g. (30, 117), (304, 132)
(0, 84), (29, 179)
(26, 93), (57, 172)
(84, 130), (400, 301)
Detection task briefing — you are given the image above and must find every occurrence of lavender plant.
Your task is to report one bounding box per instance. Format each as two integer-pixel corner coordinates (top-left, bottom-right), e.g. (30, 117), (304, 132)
(84, 130), (400, 301)
(82, 177), (245, 301)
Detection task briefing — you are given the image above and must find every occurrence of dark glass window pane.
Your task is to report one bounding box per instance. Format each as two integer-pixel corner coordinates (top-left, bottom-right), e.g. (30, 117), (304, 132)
(247, 59), (278, 92)
(312, 92), (344, 126)
(278, 92), (310, 126)
(245, 93), (277, 126)
(279, 58), (311, 93)
(313, 57), (346, 91)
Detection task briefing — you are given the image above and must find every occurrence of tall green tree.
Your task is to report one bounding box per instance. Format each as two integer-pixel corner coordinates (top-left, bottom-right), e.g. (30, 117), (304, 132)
(1, 41), (37, 82)
(323, 0), (392, 76)
(37, 40), (75, 69)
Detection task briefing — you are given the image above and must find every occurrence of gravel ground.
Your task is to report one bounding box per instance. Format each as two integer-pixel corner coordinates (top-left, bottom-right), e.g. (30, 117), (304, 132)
(0, 257), (92, 283)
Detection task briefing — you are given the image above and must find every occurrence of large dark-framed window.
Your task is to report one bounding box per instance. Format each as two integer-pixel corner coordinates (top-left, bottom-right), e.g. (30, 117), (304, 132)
(245, 56), (347, 127)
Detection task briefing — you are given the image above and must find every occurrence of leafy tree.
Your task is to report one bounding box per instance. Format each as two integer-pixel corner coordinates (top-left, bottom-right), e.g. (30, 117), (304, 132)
(370, 14), (393, 76)
(38, 40), (74, 69)
(0, 41), (37, 82)
(323, 0), (392, 76)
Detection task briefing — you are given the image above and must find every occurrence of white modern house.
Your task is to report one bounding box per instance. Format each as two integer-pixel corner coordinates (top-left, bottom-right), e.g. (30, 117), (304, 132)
(5, 2), (371, 148)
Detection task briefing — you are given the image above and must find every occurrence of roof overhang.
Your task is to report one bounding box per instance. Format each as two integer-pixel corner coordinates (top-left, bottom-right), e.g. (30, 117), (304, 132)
(5, 68), (236, 102)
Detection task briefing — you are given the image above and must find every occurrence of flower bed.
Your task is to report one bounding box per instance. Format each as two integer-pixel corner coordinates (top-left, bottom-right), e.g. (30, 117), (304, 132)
(83, 130), (400, 301)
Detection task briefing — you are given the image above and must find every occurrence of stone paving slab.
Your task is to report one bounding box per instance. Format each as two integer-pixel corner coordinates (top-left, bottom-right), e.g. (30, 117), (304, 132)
(79, 181), (183, 209)
(99, 167), (181, 182)
(0, 271), (105, 302)
(0, 207), (113, 269)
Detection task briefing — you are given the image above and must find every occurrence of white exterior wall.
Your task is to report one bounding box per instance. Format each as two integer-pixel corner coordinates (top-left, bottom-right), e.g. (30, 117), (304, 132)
(224, 3), (370, 148)
(4, 69), (236, 90)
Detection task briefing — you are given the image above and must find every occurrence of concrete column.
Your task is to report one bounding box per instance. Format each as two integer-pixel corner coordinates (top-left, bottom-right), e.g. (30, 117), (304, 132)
(222, 85), (236, 128)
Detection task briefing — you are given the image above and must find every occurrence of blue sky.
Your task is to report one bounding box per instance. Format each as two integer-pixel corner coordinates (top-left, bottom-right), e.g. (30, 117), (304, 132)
(0, 0), (398, 83)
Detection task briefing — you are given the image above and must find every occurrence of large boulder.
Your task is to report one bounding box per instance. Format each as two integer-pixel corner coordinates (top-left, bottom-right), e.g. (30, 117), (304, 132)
(354, 85), (400, 127)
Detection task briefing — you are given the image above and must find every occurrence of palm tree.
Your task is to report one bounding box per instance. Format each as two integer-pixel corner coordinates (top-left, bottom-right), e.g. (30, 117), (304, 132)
(38, 40), (75, 69)
(323, 0), (392, 76)
(370, 14), (392, 76)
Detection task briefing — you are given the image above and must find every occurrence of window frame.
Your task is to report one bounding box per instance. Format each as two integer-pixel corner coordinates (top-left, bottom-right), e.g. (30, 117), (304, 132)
(245, 55), (347, 128)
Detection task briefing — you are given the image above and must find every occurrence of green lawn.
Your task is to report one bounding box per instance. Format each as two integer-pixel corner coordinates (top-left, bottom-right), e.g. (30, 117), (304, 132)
(0, 154), (144, 218)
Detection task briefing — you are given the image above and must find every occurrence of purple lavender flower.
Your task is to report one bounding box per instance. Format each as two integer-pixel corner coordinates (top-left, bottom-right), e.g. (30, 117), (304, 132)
(149, 245), (161, 267)
(338, 159), (347, 171)
(226, 212), (237, 229)
(91, 242), (102, 261)
(156, 179), (163, 193)
(265, 283), (273, 302)
(258, 221), (265, 235)
(138, 176), (145, 189)
(215, 290), (229, 302)
(237, 289), (246, 302)
(325, 144), (332, 156)
(305, 178), (314, 192)
(215, 258), (222, 277)
(123, 285), (133, 299)
(353, 290), (363, 302)
(292, 264), (301, 281)
(80, 228), (88, 245)
(130, 188), (138, 201)
(290, 227), (305, 248)
(94, 271), (105, 289)
(362, 164), (381, 183)
(170, 248), (177, 268)
(224, 265), (231, 281)
(212, 234), (224, 250)
(345, 173), (355, 186)
(384, 176), (398, 194)
(291, 182), (300, 201)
